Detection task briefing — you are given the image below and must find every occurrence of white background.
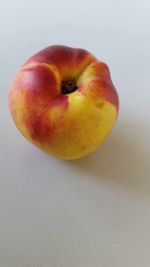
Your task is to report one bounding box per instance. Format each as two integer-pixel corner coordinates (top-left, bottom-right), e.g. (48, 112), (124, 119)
(0, 0), (150, 266)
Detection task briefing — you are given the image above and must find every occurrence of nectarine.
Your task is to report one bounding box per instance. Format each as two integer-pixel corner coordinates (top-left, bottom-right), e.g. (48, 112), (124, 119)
(9, 45), (119, 159)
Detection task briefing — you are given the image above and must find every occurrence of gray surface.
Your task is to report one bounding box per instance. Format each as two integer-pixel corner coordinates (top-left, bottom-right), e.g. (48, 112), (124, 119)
(0, 0), (150, 266)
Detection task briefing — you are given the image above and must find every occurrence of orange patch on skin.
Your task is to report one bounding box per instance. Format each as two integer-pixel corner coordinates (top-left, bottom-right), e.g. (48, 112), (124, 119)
(79, 79), (119, 112)
(76, 59), (119, 112)
(95, 101), (105, 109)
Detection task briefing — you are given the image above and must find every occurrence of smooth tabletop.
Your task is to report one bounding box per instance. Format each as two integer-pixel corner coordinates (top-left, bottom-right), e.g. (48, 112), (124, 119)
(0, 0), (150, 266)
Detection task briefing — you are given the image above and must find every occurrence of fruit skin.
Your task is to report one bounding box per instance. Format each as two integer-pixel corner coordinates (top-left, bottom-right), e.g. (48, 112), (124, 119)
(9, 45), (119, 160)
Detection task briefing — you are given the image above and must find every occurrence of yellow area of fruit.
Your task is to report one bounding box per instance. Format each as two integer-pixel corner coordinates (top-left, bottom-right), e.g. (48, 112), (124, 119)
(40, 91), (117, 159)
